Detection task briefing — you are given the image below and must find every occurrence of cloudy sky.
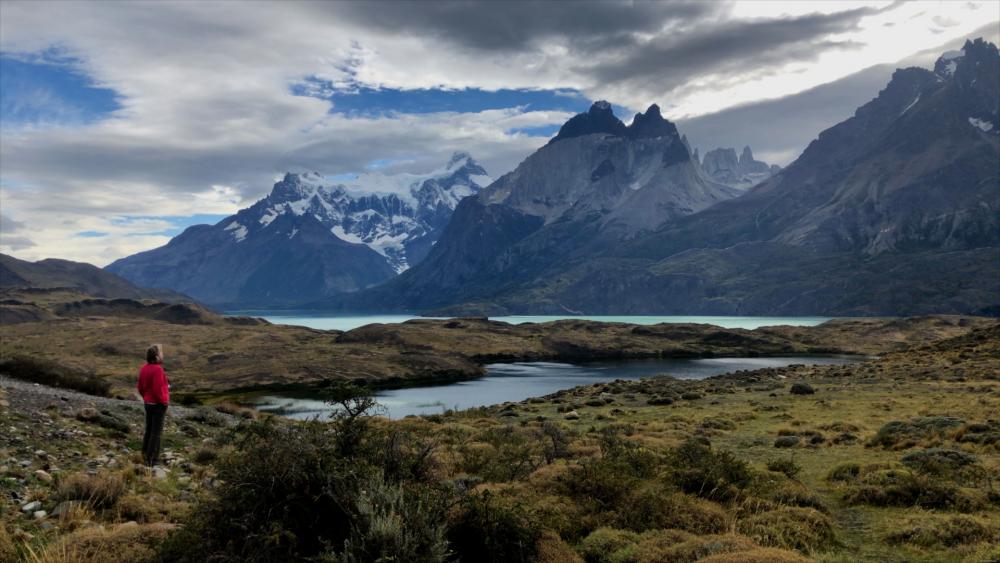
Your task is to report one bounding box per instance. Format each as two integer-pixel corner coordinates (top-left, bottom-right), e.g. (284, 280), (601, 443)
(1, 0), (997, 266)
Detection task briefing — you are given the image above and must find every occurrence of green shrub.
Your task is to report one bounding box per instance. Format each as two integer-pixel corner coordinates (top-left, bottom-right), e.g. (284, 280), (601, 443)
(560, 430), (659, 511)
(650, 533), (759, 562)
(841, 468), (982, 511)
(666, 439), (754, 502)
(766, 458), (801, 479)
(884, 514), (998, 548)
(899, 448), (979, 474)
(825, 462), (861, 482)
(737, 507), (837, 552)
(157, 393), (446, 563)
(459, 426), (540, 482)
(868, 416), (964, 449)
(447, 492), (540, 563)
(615, 485), (728, 534)
(768, 481), (828, 513)
(339, 471), (450, 562)
(577, 528), (639, 563)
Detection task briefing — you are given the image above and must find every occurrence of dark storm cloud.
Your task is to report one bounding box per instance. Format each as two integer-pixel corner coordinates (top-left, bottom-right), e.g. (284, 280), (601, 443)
(580, 6), (878, 88)
(327, 1), (720, 52)
(676, 21), (1000, 166)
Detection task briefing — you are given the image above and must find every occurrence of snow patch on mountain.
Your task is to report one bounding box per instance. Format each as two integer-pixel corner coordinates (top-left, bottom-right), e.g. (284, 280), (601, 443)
(224, 221), (248, 242)
(969, 117), (994, 131)
(248, 152), (491, 272)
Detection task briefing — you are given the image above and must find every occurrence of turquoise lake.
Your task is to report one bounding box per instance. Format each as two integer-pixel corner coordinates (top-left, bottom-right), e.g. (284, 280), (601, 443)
(233, 313), (833, 332)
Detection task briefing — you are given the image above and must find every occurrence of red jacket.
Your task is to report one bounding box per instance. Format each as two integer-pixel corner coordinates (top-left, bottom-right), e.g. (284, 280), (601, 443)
(137, 363), (170, 405)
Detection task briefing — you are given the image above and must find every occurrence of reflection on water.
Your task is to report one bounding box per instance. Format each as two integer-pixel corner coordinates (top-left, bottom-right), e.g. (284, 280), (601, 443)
(253, 355), (859, 420)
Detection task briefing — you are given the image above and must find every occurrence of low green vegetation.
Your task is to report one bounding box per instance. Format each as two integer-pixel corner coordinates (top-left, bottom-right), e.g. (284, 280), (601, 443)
(1, 322), (997, 561)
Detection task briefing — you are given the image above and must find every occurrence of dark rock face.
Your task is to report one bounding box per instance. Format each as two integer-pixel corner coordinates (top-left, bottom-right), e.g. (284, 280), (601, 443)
(548, 100), (627, 144)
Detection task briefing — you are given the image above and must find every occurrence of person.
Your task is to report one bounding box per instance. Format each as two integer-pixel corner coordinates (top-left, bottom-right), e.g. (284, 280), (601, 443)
(137, 344), (169, 467)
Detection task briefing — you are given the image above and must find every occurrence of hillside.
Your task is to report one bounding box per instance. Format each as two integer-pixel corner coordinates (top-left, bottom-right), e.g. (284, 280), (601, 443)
(0, 254), (191, 304)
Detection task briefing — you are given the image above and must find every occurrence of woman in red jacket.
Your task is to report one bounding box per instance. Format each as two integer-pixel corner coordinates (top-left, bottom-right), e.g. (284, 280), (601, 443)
(137, 344), (169, 467)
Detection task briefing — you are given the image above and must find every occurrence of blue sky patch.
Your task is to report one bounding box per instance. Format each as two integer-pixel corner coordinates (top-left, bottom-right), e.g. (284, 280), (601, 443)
(292, 80), (634, 132)
(112, 214), (231, 237)
(0, 49), (121, 126)
(75, 231), (108, 238)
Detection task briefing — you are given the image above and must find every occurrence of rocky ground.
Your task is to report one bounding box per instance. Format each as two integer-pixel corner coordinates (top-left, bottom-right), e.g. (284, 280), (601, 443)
(0, 375), (238, 555)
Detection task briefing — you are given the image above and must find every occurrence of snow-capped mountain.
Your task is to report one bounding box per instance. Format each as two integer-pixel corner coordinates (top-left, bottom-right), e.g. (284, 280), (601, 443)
(106, 153), (490, 306)
(234, 152), (490, 272)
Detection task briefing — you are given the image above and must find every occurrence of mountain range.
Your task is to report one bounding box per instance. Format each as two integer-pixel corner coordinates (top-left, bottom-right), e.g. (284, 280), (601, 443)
(106, 38), (999, 316)
(329, 38), (999, 316)
(106, 153), (490, 306)
(695, 145), (781, 189)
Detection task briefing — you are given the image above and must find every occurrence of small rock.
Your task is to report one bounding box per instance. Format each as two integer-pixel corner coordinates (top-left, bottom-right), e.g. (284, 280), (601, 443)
(152, 467), (170, 479)
(33, 510), (47, 520)
(21, 501), (41, 513)
(563, 410), (580, 420)
(33, 470), (53, 483)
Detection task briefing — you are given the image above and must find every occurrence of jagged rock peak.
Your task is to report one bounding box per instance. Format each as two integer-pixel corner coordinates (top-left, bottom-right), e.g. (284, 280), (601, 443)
(628, 103), (679, 140)
(549, 100), (627, 144)
(739, 146), (754, 165)
(550, 101), (683, 145)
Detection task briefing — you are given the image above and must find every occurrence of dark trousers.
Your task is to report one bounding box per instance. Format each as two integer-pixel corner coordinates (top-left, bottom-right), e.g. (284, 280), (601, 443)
(142, 403), (167, 466)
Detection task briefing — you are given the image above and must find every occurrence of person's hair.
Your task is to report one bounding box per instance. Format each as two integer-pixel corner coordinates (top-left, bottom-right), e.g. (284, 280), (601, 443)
(146, 344), (162, 364)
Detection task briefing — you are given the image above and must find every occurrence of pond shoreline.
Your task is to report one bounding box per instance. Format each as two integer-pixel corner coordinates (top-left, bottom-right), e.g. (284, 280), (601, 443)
(244, 353), (867, 419)
(180, 350), (866, 409)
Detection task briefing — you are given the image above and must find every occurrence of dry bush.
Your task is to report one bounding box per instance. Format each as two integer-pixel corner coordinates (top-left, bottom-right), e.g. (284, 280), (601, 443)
(615, 487), (728, 534)
(736, 507), (836, 552)
(54, 502), (97, 531)
(26, 522), (174, 563)
(536, 531), (584, 563)
(884, 513), (999, 548)
(0, 524), (17, 562)
(57, 471), (126, 510)
(191, 446), (218, 465)
(115, 494), (158, 523)
(697, 547), (812, 562)
(651, 533), (759, 562)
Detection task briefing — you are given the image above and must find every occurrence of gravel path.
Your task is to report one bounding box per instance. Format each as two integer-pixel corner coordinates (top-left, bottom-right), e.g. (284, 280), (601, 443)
(0, 374), (210, 421)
